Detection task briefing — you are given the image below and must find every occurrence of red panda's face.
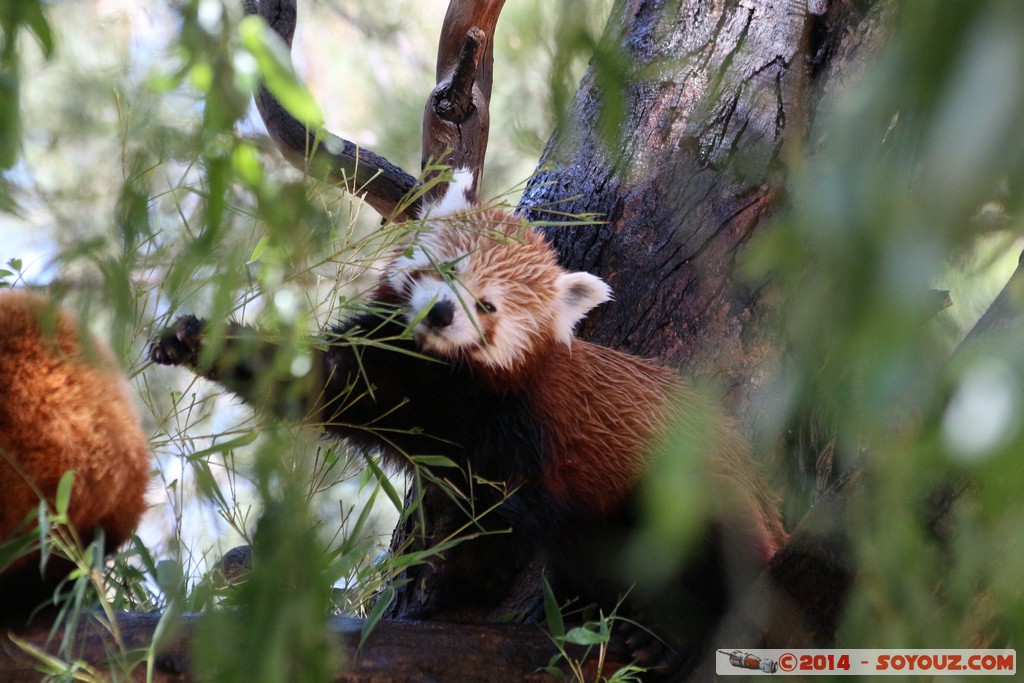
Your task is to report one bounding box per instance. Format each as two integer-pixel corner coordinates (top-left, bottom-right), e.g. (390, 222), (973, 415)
(386, 213), (611, 374)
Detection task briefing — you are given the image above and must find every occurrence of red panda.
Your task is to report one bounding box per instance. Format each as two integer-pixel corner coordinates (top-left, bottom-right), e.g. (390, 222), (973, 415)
(150, 176), (784, 675)
(0, 289), (150, 620)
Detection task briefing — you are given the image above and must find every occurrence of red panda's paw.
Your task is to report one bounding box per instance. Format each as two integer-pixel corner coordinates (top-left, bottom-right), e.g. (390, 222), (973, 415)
(150, 315), (205, 367)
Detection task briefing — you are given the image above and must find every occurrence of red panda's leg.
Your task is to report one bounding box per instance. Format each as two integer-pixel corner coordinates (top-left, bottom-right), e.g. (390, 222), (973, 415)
(150, 315), (327, 422)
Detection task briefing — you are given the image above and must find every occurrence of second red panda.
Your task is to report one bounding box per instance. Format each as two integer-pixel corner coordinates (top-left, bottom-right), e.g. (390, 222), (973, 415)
(0, 290), (150, 620)
(151, 177), (784, 675)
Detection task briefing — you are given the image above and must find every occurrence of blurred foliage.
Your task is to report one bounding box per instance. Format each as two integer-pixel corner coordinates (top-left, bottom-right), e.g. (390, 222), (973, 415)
(642, 0), (1024, 655)
(191, 429), (341, 683)
(0, 0), (52, 211)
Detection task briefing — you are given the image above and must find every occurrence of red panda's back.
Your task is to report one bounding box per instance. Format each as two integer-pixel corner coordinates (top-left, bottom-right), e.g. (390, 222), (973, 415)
(529, 339), (678, 517)
(0, 290), (149, 577)
(530, 337), (785, 553)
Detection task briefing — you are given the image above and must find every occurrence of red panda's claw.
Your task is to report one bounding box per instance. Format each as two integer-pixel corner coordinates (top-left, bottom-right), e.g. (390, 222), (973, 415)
(150, 315), (205, 367)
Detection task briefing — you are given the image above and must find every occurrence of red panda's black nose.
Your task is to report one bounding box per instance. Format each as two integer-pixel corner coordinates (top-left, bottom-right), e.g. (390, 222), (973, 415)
(426, 300), (455, 328)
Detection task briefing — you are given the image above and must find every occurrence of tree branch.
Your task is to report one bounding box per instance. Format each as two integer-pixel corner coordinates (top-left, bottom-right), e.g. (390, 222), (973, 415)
(0, 613), (628, 682)
(442, 28), (487, 123)
(421, 0), (505, 204)
(242, 0), (422, 220)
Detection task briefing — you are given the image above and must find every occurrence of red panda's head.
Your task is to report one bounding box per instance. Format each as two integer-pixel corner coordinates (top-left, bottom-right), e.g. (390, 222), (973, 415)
(385, 207), (611, 375)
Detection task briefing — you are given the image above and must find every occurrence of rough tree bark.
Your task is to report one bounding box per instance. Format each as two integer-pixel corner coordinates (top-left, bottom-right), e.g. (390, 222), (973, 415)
(526, 0), (894, 405)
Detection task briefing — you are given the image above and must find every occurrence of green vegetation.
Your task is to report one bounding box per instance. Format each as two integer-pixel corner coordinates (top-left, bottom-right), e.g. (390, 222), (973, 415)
(0, 1), (610, 680)
(764, 1), (1024, 651)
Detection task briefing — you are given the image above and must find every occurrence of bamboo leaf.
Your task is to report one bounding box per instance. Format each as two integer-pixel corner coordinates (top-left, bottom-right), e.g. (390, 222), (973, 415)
(54, 470), (74, 517)
(238, 16), (323, 128)
(542, 578), (565, 640)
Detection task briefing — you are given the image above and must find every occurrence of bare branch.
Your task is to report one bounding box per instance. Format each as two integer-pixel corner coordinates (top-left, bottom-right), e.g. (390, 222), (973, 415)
(435, 27), (485, 124)
(422, 0), (506, 204)
(243, 0), (422, 220)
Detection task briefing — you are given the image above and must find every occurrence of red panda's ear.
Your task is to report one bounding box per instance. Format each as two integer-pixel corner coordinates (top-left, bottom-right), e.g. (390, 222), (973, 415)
(554, 272), (612, 343)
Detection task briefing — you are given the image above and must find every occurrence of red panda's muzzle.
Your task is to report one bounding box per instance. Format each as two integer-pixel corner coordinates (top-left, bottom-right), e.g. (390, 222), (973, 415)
(424, 299), (455, 329)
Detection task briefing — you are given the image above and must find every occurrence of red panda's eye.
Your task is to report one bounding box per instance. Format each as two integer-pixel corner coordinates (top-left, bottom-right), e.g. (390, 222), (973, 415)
(476, 300), (496, 315)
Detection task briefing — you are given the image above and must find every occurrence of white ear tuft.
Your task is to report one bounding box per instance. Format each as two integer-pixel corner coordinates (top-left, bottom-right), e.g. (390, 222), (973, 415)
(554, 271), (612, 343)
(426, 168), (476, 217)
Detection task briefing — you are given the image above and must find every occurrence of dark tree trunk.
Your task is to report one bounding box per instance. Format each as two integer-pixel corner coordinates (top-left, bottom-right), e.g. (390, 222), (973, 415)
(527, 0), (893, 412)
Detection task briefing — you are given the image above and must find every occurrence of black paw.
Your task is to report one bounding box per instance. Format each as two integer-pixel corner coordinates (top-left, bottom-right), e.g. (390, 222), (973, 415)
(150, 315), (205, 367)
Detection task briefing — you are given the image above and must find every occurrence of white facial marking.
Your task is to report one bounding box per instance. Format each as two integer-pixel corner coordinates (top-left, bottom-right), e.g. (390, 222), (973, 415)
(405, 273), (485, 358)
(389, 228), (490, 361)
(426, 168), (476, 218)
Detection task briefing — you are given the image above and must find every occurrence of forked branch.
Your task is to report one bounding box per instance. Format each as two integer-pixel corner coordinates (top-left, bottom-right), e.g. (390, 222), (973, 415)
(422, 0), (506, 204)
(242, 0), (421, 220)
(243, 0), (506, 218)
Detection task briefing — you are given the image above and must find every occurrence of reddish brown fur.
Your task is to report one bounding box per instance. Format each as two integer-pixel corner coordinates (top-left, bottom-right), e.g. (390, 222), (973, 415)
(148, 202), (785, 671)
(403, 208), (785, 551)
(0, 290), (150, 581)
(525, 341), (675, 516)
(519, 335), (784, 555)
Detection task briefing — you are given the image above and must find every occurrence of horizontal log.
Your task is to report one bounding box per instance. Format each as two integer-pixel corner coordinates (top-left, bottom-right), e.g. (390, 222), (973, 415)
(0, 613), (630, 682)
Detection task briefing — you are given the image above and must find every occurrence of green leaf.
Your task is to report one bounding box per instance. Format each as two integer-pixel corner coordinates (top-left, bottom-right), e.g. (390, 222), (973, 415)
(187, 433), (259, 461)
(364, 456), (403, 511)
(188, 62), (213, 93)
(149, 600), (184, 665)
(6, 636), (69, 675)
(564, 625), (608, 646)
(0, 71), (20, 170)
(407, 455), (459, 469)
(542, 656), (567, 679)
(55, 470), (74, 517)
(37, 504), (50, 567)
(232, 143), (264, 188)
(248, 234), (269, 264)
(23, 1), (55, 58)
(359, 586), (393, 651)
(190, 458), (227, 508)
(156, 559), (184, 596)
(238, 16), (323, 128)
(345, 485), (378, 546)
(542, 579), (565, 640)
